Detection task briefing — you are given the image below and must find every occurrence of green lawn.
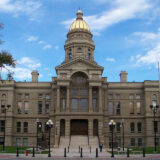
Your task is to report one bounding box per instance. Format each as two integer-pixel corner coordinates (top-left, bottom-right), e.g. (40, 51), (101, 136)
(0, 146), (30, 153)
(0, 146), (49, 154)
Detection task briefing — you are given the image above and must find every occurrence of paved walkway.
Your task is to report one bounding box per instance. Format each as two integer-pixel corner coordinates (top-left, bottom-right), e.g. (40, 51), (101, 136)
(0, 153), (160, 159)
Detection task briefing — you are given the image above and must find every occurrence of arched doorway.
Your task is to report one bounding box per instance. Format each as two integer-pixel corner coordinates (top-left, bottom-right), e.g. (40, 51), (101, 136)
(93, 119), (98, 136)
(71, 119), (88, 135)
(60, 119), (65, 136)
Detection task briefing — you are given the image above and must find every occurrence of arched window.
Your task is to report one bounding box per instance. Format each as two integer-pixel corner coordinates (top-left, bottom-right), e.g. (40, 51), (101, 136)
(2, 94), (6, 98)
(88, 53), (91, 60)
(69, 53), (72, 60)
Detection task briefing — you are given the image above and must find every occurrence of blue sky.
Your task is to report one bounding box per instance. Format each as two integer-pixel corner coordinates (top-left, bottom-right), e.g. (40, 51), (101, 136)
(0, 0), (160, 82)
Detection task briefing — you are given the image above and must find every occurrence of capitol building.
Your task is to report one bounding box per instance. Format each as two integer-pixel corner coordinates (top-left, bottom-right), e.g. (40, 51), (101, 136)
(0, 9), (159, 149)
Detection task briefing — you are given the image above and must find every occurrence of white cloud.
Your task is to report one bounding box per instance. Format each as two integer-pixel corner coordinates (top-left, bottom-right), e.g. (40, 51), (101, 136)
(43, 44), (52, 50)
(27, 36), (39, 42)
(0, 0), (42, 21)
(106, 57), (115, 62)
(18, 57), (41, 69)
(38, 41), (46, 44)
(54, 45), (59, 50)
(62, 0), (151, 34)
(137, 43), (160, 65)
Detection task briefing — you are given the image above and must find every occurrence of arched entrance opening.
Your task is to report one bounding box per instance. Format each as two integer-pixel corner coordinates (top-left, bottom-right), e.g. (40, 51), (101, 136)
(70, 72), (89, 112)
(71, 119), (88, 135)
(60, 119), (65, 136)
(93, 119), (98, 136)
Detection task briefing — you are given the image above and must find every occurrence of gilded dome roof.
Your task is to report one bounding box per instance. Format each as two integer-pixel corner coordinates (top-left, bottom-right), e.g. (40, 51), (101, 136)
(69, 9), (90, 32)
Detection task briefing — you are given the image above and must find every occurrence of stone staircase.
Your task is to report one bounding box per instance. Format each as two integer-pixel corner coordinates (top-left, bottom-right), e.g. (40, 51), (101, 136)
(89, 136), (99, 150)
(59, 136), (69, 148)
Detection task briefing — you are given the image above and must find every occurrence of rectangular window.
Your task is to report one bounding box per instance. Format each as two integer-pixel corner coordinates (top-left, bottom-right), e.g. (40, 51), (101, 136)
(109, 102), (113, 115)
(1, 100), (6, 113)
(129, 102), (134, 114)
(24, 101), (29, 114)
(115, 94), (120, 99)
(108, 94), (113, 99)
(138, 138), (142, 146)
(38, 122), (42, 133)
(129, 94), (134, 99)
(130, 122), (135, 133)
(0, 137), (4, 145)
(116, 122), (121, 132)
(17, 122), (21, 133)
(38, 94), (43, 99)
(25, 93), (29, 99)
(71, 99), (78, 109)
(116, 102), (120, 115)
(130, 138), (135, 146)
(17, 102), (22, 114)
(18, 93), (22, 100)
(72, 89), (78, 95)
(137, 122), (142, 133)
(23, 122), (28, 133)
(0, 120), (5, 132)
(156, 138), (159, 146)
(45, 122), (49, 133)
(38, 101), (42, 114)
(45, 94), (50, 99)
(80, 99), (87, 110)
(80, 89), (87, 95)
(45, 101), (49, 114)
(16, 138), (21, 147)
(136, 102), (141, 114)
(23, 138), (28, 146)
(61, 99), (66, 111)
(136, 94), (141, 99)
(93, 99), (97, 112)
(117, 139), (121, 147)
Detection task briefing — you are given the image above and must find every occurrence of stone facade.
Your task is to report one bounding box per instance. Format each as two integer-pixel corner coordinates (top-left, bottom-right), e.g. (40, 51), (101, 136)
(0, 9), (159, 148)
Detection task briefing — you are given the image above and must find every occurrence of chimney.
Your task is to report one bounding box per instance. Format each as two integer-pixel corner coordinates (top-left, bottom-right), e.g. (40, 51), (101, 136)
(120, 71), (127, 82)
(31, 70), (39, 82)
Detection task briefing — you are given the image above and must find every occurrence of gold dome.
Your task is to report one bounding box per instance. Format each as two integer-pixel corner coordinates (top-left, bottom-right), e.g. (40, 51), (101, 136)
(69, 9), (90, 32)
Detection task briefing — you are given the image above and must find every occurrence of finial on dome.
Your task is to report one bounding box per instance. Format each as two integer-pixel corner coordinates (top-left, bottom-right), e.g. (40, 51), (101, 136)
(76, 8), (83, 19)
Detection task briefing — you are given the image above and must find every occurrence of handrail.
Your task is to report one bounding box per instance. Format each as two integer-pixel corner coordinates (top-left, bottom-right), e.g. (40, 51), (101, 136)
(88, 134), (89, 145)
(58, 135), (61, 147)
(69, 134), (71, 146)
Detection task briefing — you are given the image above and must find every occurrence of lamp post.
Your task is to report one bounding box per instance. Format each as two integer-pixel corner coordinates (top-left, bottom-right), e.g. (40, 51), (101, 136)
(120, 118), (125, 151)
(36, 118), (42, 151)
(3, 105), (11, 151)
(109, 120), (116, 157)
(150, 103), (159, 152)
(46, 119), (53, 157)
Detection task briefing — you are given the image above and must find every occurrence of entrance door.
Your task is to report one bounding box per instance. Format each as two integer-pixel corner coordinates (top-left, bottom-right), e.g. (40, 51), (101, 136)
(71, 120), (88, 135)
(60, 119), (65, 136)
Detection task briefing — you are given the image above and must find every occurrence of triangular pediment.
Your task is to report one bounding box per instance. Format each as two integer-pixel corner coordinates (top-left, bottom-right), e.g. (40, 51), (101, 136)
(56, 57), (104, 71)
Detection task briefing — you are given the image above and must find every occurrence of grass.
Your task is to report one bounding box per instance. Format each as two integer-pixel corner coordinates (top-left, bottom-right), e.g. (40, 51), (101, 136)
(0, 146), (30, 153)
(0, 146), (49, 154)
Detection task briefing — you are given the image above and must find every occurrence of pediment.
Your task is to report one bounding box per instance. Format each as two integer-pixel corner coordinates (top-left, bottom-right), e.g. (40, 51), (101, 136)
(56, 58), (103, 71)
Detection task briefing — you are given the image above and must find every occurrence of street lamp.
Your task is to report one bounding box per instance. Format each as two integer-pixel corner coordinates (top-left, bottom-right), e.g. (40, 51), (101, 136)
(3, 104), (11, 151)
(150, 103), (159, 152)
(109, 119), (116, 157)
(36, 118), (42, 151)
(46, 119), (54, 157)
(120, 118), (125, 151)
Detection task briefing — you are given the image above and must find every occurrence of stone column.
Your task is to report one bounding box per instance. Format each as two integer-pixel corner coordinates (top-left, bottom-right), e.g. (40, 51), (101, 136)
(98, 87), (102, 112)
(54, 120), (60, 148)
(65, 119), (70, 137)
(56, 86), (60, 113)
(88, 119), (93, 136)
(66, 86), (70, 112)
(89, 86), (93, 113)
